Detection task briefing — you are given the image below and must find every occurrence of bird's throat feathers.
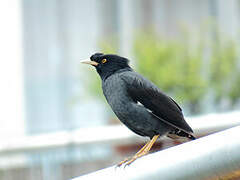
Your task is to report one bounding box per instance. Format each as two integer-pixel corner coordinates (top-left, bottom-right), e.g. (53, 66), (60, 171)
(97, 66), (132, 81)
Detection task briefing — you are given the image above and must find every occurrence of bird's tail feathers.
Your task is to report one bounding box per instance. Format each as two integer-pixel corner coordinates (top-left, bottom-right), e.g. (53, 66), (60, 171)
(168, 129), (196, 140)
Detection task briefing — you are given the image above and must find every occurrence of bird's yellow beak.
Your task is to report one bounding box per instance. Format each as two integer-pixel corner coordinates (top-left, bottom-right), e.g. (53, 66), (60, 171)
(80, 58), (99, 66)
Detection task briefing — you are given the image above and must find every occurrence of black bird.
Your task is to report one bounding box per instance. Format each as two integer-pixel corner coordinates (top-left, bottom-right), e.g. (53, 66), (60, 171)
(81, 53), (195, 166)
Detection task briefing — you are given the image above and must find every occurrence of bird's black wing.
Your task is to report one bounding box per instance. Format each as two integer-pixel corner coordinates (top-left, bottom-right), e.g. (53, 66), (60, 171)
(120, 71), (193, 133)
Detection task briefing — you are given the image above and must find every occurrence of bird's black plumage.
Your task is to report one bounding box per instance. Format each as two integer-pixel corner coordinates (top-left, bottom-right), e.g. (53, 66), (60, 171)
(121, 71), (194, 134)
(83, 53), (195, 140)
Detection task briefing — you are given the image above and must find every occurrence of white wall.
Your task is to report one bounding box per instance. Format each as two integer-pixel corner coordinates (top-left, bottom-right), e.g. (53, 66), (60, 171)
(0, 1), (25, 139)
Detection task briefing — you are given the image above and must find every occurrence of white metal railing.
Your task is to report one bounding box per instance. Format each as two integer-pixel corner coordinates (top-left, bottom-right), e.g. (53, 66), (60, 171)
(0, 111), (240, 155)
(72, 125), (240, 180)
(1, 111), (240, 178)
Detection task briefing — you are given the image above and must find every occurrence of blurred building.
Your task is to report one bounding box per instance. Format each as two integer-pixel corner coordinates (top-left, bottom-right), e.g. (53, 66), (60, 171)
(22, 0), (240, 134)
(0, 0), (240, 180)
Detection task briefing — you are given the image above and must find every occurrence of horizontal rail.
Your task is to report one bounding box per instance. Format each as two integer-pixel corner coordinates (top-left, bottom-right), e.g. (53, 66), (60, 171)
(0, 111), (240, 154)
(72, 125), (240, 180)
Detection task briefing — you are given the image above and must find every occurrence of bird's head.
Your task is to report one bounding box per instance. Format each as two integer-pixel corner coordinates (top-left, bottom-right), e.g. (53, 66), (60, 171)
(80, 53), (131, 80)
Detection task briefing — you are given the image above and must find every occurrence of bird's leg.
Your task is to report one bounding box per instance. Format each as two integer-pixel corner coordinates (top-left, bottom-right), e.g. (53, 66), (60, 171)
(143, 135), (159, 152)
(124, 135), (159, 167)
(117, 141), (151, 167)
(118, 135), (159, 167)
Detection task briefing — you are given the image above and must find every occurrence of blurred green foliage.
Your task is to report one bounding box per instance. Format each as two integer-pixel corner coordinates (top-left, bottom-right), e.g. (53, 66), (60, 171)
(134, 33), (207, 114)
(209, 34), (240, 106)
(86, 30), (240, 115)
(134, 31), (240, 114)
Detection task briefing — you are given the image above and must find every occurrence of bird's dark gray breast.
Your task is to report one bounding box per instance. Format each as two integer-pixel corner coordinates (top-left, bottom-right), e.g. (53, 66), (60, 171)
(102, 73), (134, 120)
(102, 73), (171, 138)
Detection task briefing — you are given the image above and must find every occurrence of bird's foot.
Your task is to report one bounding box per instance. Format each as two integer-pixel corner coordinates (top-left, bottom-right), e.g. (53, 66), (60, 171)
(124, 151), (148, 167)
(117, 135), (159, 167)
(123, 157), (137, 167)
(117, 151), (148, 168)
(117, 157), (130, 167)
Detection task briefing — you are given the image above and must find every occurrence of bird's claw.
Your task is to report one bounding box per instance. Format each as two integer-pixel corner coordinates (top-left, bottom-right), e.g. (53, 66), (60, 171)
(116, 156), (137, 168)
(123, 158), (137, 168)
(116, 157), (130, 167)
(117, 150), (150, 168)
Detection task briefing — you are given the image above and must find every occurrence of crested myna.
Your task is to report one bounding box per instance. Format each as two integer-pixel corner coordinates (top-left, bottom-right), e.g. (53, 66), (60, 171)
(81, 53), (195, 166)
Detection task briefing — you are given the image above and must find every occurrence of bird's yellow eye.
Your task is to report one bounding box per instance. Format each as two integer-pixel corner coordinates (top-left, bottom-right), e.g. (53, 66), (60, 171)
(101, 59), (107, 64)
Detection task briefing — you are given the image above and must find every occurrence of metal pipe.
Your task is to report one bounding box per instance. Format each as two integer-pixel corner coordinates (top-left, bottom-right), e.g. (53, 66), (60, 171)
(72, 125), (240, 180)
